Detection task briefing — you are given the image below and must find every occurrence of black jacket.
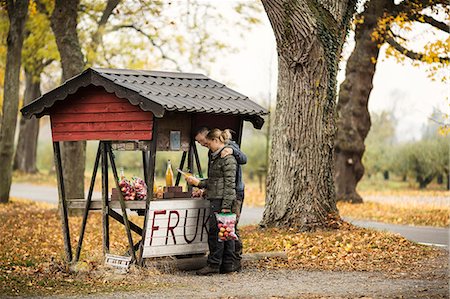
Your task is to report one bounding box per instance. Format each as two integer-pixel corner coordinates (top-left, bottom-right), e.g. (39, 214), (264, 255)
(199, 148), (237, 209)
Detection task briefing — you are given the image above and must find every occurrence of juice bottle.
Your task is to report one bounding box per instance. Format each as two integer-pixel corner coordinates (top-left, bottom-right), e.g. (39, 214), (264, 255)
(165, 160), (174, 187)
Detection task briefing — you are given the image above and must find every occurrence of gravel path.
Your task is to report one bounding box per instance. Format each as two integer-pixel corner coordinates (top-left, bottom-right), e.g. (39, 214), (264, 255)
(47, 262), (448, 299)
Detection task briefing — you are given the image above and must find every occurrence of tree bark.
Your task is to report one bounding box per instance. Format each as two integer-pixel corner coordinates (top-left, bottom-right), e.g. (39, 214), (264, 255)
(0, 0), (30, 203)
(50, 0), (86, 199)
(334, 0), (392, 203)
(13, 71), (41, 173)
(261, 0), (356, 231)
(418, 175), (435, 189)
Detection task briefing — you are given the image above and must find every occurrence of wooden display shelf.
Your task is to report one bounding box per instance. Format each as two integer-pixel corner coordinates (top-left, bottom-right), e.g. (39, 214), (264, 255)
(67, 198), (194, 210)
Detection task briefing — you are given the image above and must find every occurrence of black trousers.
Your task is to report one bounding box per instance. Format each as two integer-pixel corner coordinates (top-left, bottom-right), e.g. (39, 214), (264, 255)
(233, 191), (244, 263)
(207, 199), (236, 269)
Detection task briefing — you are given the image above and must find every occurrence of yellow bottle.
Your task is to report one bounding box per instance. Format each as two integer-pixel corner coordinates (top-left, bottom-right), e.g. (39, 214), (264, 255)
(165, 160), (174, 187)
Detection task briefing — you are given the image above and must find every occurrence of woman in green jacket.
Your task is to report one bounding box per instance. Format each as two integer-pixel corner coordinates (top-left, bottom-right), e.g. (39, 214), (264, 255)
(186, 128), (238, 275)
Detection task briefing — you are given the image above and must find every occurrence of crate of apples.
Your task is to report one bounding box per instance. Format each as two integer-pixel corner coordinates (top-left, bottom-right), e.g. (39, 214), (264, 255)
(118, 176), (147, 201)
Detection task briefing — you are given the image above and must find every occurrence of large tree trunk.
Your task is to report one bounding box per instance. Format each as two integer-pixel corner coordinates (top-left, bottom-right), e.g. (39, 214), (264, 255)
(0, 0), (29, 203)
(334, 0), (391, 203)
(50, 0), (86, 199)
(261, 0), (356, 231)
(13, 70), (41, 173)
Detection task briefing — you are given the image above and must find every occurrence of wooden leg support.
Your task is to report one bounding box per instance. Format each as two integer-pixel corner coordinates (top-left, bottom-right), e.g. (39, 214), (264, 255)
(74, 143), (101, 262)
(52, 142), (72, 263)
(107, 143), (137, 262)
(101, 142), (110, 254)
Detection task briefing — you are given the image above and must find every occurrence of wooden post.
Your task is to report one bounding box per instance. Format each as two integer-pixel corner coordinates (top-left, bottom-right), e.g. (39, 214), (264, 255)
(192, 142), (203, 178)
(52, 142), (72, 263)
(101, 142), (110, 254)
(107, 142), (136, 262)
(142, 151), (149, 186)
(236, 118), (244, 146)
(175, 151), (187, 186)
(74, 143), (101, 262)
(187, 142), (194, 192)
(138, 120), (158, 265)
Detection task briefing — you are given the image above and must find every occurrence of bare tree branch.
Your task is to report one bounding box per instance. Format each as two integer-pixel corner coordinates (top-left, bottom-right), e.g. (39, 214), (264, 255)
(395, 0), (448, 14)
(386, 35), (450, 63)
(98, 0), (120, 27)
(88, 0), (121, 64)
(410, 13), (450, 33)
(391, 0), (448, 18)
(113, 24), (183, 71)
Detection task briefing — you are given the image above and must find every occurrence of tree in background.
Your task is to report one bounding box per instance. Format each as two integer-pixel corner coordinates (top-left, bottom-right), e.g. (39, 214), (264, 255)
(49, 0), (86, 200)
(261, 0), (357, 231)
(42, 0), (120, 199)
(334, 0), (449, 203)
(0, 0), (260, 202)
(84, 1), (260, 72)
(0, 0), (29, 203)
(361, 110), (396, 178)
(14, 0), (58, 173)
(392, 137), (448, 189)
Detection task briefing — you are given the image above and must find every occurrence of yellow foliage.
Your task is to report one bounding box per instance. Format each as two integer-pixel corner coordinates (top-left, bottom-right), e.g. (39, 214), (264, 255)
(369, 5), (449, 81)
(438, 125), (450, 136)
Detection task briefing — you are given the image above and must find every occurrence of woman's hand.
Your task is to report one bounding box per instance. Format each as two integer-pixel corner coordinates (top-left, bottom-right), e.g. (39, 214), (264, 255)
(185, 176), (200, 186)
(191, 188), (204, 198)
(220, 209), (231, 213)
(220, 147), (233, 158)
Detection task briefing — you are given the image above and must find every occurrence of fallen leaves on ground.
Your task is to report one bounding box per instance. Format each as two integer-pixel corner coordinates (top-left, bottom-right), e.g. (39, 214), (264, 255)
(359, 189), (450, 198)
(241, 223), (446, 277)
(0, 198), (166, 297)
(1, 198), (447, 297)
(337, 201), (450, 227)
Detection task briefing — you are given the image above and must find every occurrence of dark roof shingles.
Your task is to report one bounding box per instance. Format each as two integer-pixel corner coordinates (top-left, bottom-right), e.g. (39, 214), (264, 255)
(90, 68), (267, 117)
(21, 67), (268, 121)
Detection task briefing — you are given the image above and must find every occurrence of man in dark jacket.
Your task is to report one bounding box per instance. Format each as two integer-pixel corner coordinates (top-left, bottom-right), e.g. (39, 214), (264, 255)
(194, 127), (246, 272)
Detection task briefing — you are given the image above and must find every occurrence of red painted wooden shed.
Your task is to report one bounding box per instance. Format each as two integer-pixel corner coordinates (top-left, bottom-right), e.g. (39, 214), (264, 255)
(21, 67), (268, 266)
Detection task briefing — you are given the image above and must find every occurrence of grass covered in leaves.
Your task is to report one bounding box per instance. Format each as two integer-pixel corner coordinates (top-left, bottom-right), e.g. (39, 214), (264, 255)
(1, 198), (447, 297)
(241, 223), (445, 276)
(0, 198), (166, 297)
(338, 201), (450, 227)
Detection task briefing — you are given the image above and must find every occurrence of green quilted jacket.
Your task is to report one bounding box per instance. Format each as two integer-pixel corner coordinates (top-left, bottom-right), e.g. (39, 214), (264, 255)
(198, 150), (237, 210)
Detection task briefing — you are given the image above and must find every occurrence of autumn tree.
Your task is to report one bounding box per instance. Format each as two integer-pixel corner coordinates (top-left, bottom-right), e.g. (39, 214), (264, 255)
(41, 0), (121, 199)
(85, 1), (260, 72)
(334, 0), (449, 203)
(361, 110), (396, 178)
(0, 0), (29, 203)
(261, 0), (357, 231)
(45, 0), (85, 200)
(14, 1), (58, 173)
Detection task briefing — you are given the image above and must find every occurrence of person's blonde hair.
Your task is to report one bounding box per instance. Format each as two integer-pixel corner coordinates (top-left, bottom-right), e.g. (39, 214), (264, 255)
(206, 128), (232, 143)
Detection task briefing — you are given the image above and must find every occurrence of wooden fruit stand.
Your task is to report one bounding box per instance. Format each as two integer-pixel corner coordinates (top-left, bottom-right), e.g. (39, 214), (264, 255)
(20, 67), (267, 266)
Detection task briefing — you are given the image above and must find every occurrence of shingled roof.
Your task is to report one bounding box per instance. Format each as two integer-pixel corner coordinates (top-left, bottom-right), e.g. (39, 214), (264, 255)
(21, 67), (268, 129)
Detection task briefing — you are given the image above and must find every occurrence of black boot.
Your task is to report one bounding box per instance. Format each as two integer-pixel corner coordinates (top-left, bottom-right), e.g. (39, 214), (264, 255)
(196, 264), (220, 275)
(220, 261), (242, 274)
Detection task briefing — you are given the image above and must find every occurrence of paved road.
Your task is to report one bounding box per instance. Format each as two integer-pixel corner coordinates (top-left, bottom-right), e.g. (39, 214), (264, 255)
(10, 183), (449, 247)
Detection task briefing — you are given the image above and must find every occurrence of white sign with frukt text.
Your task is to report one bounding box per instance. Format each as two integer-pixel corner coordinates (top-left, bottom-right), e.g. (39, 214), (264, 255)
(142, 199), (210, 258)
